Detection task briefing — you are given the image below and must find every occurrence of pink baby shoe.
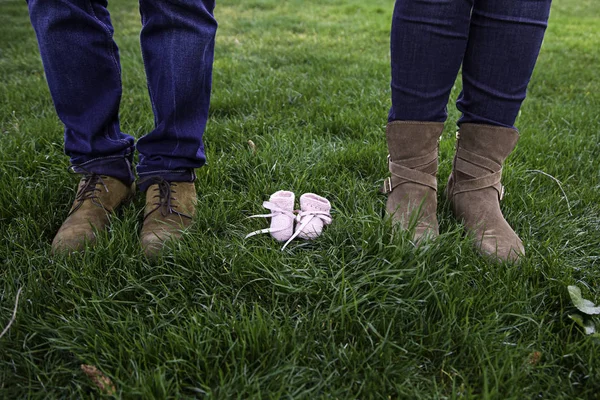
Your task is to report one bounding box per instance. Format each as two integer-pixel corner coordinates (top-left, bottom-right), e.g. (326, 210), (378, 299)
(245, 191), (296, 242)
(293, 193), (332, 241)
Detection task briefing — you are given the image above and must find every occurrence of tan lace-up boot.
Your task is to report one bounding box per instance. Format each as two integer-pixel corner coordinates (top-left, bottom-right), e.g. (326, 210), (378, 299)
(446, 123), (524, 262)
(382, 121), (444, 242)
(140, 179), (197, 259)
(52, 174), (134, 253)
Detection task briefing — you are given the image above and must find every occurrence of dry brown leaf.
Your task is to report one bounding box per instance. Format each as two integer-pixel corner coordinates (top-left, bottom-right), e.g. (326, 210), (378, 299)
(81, 364), (116, 395)
(527, 351), (542, 366)
(248, 139), (256, 154)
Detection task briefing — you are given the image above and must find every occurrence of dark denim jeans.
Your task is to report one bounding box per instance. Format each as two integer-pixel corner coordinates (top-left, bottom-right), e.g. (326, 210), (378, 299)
(389, 0), (552, 128)
(27, 0), (217, 190)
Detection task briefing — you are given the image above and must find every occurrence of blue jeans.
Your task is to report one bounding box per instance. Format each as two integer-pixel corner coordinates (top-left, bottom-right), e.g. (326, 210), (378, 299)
(27, 0), (217, 190)
(389, 0), (552, 128)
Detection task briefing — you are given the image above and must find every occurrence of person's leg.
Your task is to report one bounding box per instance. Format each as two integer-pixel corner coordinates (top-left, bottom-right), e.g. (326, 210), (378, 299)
(384, 0), (473, 242)
(448, 0), (552, 262)
(136, 0), (217, 259)
(457, 0), (553, 127)
(27, 0), (135, 183)
(27, 0), (135, 253)
(389, 0), (473, 123)
(136, 0), (217, 191)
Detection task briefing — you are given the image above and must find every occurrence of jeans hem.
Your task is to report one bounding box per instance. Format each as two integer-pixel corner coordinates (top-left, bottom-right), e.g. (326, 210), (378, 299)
(70, 155), (135, 185)
(136, 169), (197, 191)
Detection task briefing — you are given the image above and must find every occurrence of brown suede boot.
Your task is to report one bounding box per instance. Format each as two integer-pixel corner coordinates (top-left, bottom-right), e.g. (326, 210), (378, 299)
(52, 174), (134, 253)
(382, 121), (444, 241)
(446, 123), (524, 262)
(140, 179), (197, 259)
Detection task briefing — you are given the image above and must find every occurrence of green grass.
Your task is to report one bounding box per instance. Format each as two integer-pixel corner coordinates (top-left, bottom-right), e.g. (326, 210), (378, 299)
(1, 0), (599, 398)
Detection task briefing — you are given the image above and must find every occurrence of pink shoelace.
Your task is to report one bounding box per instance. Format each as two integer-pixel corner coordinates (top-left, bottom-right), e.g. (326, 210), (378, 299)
(245, 201), (332, 250)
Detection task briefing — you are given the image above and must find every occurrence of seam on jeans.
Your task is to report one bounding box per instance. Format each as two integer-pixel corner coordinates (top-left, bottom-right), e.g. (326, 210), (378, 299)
(86, 1), (121, 77)
(86, 0), (127, 149)
(125, 157), (133, 176)
(138, 169), (189, 175)
(138, 1), (159, 127)
(166, 24), (181, 170)
(77, 154), (130, 167)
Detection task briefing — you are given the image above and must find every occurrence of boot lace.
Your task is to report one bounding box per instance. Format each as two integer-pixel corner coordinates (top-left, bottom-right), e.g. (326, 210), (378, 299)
(140, 177), (192, 221)
(67, 166), (109, 215)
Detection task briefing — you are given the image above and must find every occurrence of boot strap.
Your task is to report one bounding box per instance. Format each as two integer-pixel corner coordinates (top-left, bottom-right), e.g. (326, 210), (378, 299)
(452, 147), (504, 200)
(381, 149), (437, 194)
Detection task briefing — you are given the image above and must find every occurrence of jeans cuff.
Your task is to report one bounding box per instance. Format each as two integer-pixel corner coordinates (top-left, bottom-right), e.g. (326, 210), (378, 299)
(71, 155), (135, 186)
(136, 169), (196, 192)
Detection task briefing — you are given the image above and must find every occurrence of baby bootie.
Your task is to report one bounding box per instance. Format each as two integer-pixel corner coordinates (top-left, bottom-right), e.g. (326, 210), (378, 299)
(294, 193), (332, 240)
(246, 190), (296, 242)
(278, 193), (332, 250)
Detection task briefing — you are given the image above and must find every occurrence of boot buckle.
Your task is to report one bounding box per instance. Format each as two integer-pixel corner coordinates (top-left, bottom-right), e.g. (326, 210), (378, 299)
(500, 185), (505, 201)
(384, 177), (393, 194)
(383, 155), (393, 194)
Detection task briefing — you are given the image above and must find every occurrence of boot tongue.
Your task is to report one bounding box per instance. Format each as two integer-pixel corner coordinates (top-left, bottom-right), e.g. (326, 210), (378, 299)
(458, 124), (519, 165)
(300, 194), (330, 213)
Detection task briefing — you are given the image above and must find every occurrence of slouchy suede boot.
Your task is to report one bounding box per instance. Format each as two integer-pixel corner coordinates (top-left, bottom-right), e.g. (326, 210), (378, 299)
(446, 123), (524, 262)
(382, 121), (444, 241)
(140, 178), (197, 259)
(52, 174), (135, 253)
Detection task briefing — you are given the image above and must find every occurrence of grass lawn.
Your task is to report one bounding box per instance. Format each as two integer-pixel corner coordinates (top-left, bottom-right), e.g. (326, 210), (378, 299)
(1, 0), (599, 398)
